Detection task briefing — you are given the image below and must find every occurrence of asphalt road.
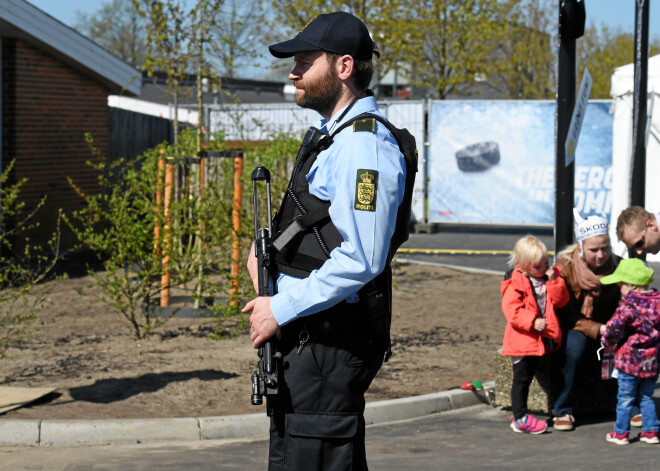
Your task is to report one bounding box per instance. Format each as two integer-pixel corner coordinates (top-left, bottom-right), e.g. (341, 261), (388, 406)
(399, 230), (660, 288)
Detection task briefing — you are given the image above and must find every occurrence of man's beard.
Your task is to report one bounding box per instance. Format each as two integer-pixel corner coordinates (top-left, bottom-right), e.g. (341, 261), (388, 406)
(294, 66), (342, 117)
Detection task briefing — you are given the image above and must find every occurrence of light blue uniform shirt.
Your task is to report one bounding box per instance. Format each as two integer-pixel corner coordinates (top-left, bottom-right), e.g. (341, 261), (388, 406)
(269, 96), (406, 326)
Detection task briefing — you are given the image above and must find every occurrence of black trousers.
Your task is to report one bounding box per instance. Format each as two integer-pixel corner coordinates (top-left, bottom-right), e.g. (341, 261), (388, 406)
(268, 307), (384, 471)
(511, 356), (541, 420)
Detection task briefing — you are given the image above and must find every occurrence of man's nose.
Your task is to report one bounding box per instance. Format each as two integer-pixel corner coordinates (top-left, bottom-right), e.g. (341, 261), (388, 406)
(289, 66), (302, 80)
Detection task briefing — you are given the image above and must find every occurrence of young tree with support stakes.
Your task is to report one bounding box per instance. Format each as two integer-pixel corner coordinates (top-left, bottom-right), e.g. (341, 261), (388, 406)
(132, 0), (224, 308)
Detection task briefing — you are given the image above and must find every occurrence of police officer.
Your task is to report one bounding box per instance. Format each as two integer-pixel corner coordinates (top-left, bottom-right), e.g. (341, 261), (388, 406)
(242, 11), (406, 470)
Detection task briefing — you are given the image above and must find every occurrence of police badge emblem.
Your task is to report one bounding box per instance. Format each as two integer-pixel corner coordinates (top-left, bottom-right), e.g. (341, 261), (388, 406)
(354, 169), (378, 212)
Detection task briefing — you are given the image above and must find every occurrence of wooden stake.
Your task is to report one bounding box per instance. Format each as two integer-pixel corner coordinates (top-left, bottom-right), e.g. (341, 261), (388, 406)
(161, 159), (175, 307)
(229, 155), (244, 307)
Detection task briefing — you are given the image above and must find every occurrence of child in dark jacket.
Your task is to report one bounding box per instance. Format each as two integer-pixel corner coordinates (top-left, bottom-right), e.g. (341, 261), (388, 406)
(601, 258), (660, 445)
(501, 236), (569, 434)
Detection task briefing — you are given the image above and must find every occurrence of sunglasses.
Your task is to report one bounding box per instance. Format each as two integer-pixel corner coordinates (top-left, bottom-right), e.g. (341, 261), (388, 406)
(631, 228), (647, 251)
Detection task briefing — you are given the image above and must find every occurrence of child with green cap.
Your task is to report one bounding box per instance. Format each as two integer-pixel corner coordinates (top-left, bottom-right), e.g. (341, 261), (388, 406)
(600, 258), (660, 445)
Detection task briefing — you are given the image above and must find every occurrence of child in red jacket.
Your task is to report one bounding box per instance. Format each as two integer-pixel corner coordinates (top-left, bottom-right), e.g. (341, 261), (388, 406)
(502, 235), (569, 434)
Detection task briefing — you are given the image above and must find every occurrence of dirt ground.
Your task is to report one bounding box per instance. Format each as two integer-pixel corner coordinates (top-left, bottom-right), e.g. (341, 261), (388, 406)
(0, 261), (504, 420)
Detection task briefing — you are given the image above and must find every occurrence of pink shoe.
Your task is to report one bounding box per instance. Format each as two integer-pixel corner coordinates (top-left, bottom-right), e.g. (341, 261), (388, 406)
(640, 430), (660, 444)
(606, 431), (629, 445)
(510, 415), (547, 434)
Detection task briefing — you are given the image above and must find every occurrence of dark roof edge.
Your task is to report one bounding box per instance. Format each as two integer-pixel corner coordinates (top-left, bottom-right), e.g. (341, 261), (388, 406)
(143, 71), (285, 91)
(1, 0), (141, 95)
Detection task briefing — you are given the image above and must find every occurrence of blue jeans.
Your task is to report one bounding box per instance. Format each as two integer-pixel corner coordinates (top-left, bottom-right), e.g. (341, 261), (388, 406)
(553, 329), (587, 416)
(614, 372), (659, 434)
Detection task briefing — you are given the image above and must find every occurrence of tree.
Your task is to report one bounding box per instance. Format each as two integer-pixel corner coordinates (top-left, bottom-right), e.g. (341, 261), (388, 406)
(578, 23), (660, 99)
(406, 0), (513, 99)
(489, 0), (555, 99)
(74, 0), (147, 68)
(133, 0), (194, 146)
(206, 0), (265, 78)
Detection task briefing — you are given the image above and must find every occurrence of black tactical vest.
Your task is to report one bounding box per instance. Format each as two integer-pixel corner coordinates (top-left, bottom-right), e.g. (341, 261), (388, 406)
(271, 127), (343, 279)
(271, 115), (417, 360)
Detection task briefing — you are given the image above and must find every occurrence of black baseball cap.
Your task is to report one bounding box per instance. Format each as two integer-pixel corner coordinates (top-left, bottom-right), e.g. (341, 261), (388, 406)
(269, 12), (380, 61)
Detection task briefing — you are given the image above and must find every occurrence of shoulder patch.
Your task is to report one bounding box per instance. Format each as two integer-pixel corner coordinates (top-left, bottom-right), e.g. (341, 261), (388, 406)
(354, 169), (378, 212)
(353, 118), (376, 133)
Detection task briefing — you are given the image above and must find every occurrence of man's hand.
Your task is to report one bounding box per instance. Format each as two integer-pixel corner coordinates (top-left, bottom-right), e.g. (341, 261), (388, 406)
(246, 241), (259, 294)
(243, 296), (280, 348)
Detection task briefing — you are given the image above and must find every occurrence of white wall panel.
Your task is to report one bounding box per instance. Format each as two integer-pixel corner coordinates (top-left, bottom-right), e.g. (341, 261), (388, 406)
(209, 101), (427, 222)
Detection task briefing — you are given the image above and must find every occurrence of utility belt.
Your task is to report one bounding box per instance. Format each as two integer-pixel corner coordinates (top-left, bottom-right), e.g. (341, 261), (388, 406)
(280, 282), (391, 357)
(282, 301), (361, 346)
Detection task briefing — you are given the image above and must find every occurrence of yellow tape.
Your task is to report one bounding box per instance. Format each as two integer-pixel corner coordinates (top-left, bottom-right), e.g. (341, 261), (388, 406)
(397, 248), (555, 256)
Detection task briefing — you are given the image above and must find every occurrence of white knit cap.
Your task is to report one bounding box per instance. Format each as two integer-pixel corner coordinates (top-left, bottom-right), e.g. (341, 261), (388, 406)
(574, 208), (609, 255)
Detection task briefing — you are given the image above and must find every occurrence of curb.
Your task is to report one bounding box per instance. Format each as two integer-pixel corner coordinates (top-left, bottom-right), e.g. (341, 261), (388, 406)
(0, 383), (493, 447)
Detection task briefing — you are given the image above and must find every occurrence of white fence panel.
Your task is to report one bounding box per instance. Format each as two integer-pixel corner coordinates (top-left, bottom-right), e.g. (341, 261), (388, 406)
(377, 101), (426, 223)
(208, 103), (316, 141)
(208, 100), (426, 222)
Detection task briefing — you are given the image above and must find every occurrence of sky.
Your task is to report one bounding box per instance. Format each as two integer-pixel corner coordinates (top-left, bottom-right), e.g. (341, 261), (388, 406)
(25, 0), (660, 67)
(26, 0), (659, 38)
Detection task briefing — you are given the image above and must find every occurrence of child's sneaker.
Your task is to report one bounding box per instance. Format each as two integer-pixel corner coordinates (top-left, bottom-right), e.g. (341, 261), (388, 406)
(553, 414), (575, 431)
(510, 415), (547, 434)
(605, 431), (629, 445)
(640, 430), (660, 444)
(630, 414), (642, 427)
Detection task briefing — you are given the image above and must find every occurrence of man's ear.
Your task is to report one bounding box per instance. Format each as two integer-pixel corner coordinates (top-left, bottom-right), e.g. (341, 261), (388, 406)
(336, 54), (354, 81)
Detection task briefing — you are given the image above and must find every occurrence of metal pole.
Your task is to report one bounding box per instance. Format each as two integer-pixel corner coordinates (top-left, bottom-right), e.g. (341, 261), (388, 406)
(555, 0), (578, 255)
(630, 0), (649, 206)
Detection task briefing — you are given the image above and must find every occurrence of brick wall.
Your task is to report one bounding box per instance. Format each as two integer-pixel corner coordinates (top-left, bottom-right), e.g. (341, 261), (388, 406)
(2, 38), (110, 249)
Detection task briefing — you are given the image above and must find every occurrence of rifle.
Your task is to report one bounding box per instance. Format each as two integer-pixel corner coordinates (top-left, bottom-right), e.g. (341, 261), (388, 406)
(250, 166), (281, 416)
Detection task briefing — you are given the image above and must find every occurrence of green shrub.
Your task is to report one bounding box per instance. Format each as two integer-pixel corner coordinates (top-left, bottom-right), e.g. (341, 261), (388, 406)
(0, 160), (63, 358)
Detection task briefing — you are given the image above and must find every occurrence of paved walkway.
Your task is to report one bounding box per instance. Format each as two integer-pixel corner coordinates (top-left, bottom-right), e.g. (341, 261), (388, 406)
(3, 399), (660, 470)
